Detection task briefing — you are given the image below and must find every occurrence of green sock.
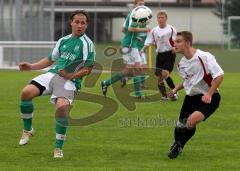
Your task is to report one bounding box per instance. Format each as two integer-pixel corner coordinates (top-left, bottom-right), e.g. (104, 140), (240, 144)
(20, 100), (34, 131)
(55, 118), (68, 149)
(104, 72), (124, 86)
(133, 76), (142, 97)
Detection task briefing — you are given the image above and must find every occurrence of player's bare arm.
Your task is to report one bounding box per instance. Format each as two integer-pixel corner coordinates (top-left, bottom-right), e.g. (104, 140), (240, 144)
(172, 82), (184, 94)
(73, 67), (93, 78)
(58, 66), (93, 80)
(19, 57), (54, 71)
(128, 26), (150, 33)
(140, 45), (149, 53)
(202, 74), (224, 104)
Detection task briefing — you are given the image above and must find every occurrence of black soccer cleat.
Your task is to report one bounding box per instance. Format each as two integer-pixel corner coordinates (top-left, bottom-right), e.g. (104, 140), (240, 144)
(101, 81), (108, 97)
(168, 141), (183, 159)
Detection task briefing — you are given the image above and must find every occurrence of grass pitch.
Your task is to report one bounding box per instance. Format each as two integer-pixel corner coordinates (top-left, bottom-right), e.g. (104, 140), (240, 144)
(0, 44), (240, 170)
(0, 70), (239, 170)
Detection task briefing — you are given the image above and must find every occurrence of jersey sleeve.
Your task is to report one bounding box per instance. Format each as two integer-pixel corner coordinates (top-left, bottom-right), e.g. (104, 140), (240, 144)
(122, 17), (127, 28)
(48, 38), (62, 62)
(82, 38), (95, 67)
(206, 53), (224, 79)
(172, 26), (177, 41)
(144, 29), (155, 46)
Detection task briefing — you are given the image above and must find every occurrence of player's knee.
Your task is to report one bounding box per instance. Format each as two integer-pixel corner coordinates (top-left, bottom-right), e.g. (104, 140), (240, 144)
(186, 118), (197, 129)
(55, 98), (71, 117)
(162, 70), (169, 79)
(186, 112), (205, 128)
(21, 88), (34, 100)
(56, 105), (71, 118)
(56, 98), (70, 108)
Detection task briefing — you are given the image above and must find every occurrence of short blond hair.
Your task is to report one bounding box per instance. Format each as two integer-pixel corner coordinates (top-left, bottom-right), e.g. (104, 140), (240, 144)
(157, 10), (168, 19)
(134, 0), (144, 5)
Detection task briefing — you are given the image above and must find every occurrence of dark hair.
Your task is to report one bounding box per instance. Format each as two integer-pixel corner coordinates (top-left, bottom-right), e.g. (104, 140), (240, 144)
(177, 31), (193, 45)
(70, 10), (90, 23)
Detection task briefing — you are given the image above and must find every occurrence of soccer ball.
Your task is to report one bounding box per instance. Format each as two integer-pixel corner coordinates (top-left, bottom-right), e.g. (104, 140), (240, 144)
(131, 5), (152, 25)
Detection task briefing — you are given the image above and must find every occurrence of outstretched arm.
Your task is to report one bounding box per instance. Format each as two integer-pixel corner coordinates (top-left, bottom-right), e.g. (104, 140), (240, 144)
(58, 67), (93, 80)
(128, 26), (150, 33)
(172, 82), (184, 94)
(19, 57), (54, 71)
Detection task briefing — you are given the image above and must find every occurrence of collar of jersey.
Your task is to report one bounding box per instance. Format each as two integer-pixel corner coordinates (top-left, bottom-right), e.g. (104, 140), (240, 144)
(71, 33), (85, 38)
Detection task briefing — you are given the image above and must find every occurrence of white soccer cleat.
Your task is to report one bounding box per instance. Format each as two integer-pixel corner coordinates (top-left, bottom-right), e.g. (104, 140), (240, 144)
(54, 148), (63, 158)
(19, 128), (34, 145)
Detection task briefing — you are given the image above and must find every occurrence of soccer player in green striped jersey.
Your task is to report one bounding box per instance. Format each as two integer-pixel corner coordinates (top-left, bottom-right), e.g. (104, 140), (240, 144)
(101, 0), (150, 98)
(18, 10), (95, 158)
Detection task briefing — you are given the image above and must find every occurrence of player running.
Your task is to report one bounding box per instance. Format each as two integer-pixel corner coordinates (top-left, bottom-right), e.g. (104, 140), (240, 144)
(141, 10), (178, 100)
(167, 31), (224, 159)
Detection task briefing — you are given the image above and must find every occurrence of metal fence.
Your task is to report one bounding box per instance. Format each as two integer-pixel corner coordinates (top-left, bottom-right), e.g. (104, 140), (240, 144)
(0, 0), (218, 42)
(0, 41), (55, 68)
(0, 0), (54, 41)
(0, 0), (225, 69)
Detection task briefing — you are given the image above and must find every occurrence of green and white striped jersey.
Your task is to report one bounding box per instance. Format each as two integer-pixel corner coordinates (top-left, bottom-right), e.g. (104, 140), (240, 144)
(48, 33), (95, 90)
(121, 12), (139, 48)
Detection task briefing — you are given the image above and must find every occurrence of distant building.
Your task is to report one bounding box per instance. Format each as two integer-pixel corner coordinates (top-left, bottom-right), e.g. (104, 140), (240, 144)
(0, 0), (222, 44)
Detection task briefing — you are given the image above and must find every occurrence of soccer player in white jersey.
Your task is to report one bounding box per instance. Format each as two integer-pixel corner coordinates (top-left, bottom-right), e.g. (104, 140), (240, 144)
(167, 31), (224, 159)
(141, 10), (177, 100)
(18, 10), (95, 158)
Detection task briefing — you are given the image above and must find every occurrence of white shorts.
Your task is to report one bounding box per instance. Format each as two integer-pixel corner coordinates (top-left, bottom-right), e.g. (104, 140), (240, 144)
(122, 47), (142, 65)
(32, 72), (76, 104)
(140, 52), (147, 65)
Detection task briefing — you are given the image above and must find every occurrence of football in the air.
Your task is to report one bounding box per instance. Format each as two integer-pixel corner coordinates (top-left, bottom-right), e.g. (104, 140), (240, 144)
(131, 5), (152, 25)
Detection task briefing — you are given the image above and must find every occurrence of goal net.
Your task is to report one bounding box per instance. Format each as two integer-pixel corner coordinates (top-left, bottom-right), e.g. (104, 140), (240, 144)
(228, 16), (240, 50)
(0, 41), (56, 69)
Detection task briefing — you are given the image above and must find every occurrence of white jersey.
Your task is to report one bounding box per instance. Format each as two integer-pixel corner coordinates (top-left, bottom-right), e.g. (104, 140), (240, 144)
(144, 24), (176, 53)
(178, 49), (224, 96)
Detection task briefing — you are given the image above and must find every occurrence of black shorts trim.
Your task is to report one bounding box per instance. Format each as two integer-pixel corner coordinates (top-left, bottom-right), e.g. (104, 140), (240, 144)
(155, 51), (176, 76)
(179, 93), (221, 121)
(29, 80), (46, 96)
